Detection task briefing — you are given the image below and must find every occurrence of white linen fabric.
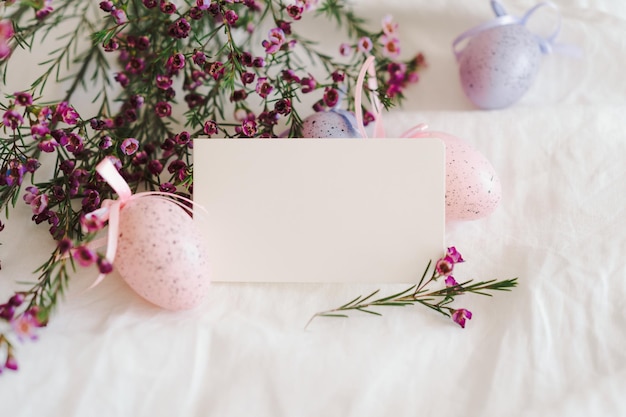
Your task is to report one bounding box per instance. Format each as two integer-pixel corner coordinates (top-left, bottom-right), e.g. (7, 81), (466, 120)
(1, 1), (625, 416)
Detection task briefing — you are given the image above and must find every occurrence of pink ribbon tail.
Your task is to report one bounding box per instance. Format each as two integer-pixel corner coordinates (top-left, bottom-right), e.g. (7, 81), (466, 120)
(86, 158), (206, 290)
(355, 55), (385, 138)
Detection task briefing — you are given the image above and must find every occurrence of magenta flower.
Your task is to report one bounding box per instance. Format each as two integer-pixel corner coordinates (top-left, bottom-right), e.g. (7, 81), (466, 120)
(287, 5), (303, 20)
(120, 137), (139, 155)
(262, 27), (286, 54)
(97, 257), (113, 274)
(255, 77), (273, 98)
(339, 43), (353, 57)
(112, 9), (128, 24)
(159, 182), (176, 193)
(204, 61), (224, 80)
(435, 255), (454, 276)
(155, 74), (173, 90)
(240, 119), (257, 137)
(357, 36), (373, 53)
(14, 91), (33, 106)
(300, 76), (316, 93)
(193, 50), (206, 65)
(80, 209), (106, 233)
(0, 20), (14, 60)
(72, 245), (97, 267)
(452, 309), (472, 328)
(125, 57), (145, 74)
(35, 0), (54, 21)
(446, 247), (464, 263)
(274, 98), (291, 115)
(4, 353), (18, 371)
(31, 123), (50, 139)
(323, 87), (339, 108)
(155, 101), (172, 117)
(3, 159), (27, 186)
(3, 109), (23, 129)
(203, 120), (218, 136)
(445, 276), (459, 288)
(160, 1), (176, 14)
(241, 71), (255, 85)
(148, 159), (164, 175)
(114, 72), (129, 87)
(196, 0), (210, 10)
(30, 194), (49, 215)
(224, 9), (239, 25)
(65, 132), (84, 154)
(56, 102), (80, 125)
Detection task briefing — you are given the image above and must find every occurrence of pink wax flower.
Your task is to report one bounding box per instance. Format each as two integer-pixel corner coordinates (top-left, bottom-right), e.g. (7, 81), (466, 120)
(445, 276), (459, 288)
(156, 74), (173, 90)
(11, 310), (43, 341)
(0, 21), (14, 60)
(323, 87), (339, 108)
(263, 27), (285, 54)
(381, 35), (400, 58)
(255, 77), (273, 98)
(2, 109), (23, 130)
(381, 15), (398, 36)
(357, 36), (373, 53)
(339, 43), (353, 57)
(435, 256), (455, 276)
(121, 137), (140, 155)
(203, 120), (218, 136)
(112, 9), (128, 24)
(14, 92), (33, 106)
(155, 101), (172, 117)
(72, 245), (97, 267)
(452, 309), (472, 328)
(446, 247), (465, 263)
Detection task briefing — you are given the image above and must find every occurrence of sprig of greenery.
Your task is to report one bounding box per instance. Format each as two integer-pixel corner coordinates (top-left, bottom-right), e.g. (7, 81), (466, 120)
(306, 256), (518, 329)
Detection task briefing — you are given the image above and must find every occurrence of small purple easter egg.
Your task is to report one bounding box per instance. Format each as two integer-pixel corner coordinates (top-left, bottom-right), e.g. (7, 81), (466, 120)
(114, 197), (211, 310)
(301, 109), (363, 138)
(458, 24), (541, 109)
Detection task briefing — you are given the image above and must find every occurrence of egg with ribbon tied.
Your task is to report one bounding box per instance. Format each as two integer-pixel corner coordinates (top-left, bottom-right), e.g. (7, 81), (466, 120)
(113, 196), (211, 310)
(408, 130), (502, 221)
(301, 108), (363, 138)
(458, 23), (542, 109)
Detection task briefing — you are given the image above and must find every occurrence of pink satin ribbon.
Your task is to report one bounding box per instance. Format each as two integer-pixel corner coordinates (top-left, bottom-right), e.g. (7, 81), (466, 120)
(87, 157), (198, 288)
(354, 56), (429, 139)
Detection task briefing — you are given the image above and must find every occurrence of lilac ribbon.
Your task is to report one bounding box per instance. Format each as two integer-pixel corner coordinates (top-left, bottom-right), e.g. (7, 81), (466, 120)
(452, 0), (581, 60)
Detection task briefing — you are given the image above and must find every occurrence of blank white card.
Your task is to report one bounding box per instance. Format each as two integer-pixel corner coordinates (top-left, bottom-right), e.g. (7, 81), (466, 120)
(193, 138), (445, 283)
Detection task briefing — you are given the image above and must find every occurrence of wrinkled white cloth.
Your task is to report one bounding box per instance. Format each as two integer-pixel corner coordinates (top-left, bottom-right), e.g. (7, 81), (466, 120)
(1, 1), (625, 416)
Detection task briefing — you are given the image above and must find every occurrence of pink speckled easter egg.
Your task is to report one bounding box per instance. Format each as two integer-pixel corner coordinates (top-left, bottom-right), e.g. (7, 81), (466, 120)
(412, 131), (501, 221)
(114, 197), (211, 310)
(458, 24), (542, 109)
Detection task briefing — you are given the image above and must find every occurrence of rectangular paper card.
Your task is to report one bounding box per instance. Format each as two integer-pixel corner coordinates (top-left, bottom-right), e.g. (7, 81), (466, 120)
(193, 138), (445, 283)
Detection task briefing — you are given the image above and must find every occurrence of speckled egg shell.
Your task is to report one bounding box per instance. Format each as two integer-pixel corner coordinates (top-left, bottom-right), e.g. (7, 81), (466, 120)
(439, 133), (502, 221)
(114, 197), (211, 310)
(410, 131), (502, 221)
(458, 24), (542, 109)
(301, 109), (363, 138)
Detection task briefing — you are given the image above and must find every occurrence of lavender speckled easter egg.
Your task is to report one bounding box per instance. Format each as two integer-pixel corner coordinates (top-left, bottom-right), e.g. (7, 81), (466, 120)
(114, 197), (211, 310)
(301, 109), (363, 138)
(458, 24), (542, 109)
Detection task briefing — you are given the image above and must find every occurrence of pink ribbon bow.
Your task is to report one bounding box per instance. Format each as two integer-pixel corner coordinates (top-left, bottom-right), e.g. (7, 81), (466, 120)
(87, 157), (198, 289)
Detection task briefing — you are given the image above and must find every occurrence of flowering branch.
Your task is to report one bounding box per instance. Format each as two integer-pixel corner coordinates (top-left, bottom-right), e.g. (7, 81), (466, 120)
(307, 247), (518, 329)
(0, 0), (427, 374)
